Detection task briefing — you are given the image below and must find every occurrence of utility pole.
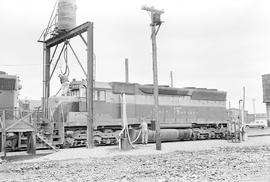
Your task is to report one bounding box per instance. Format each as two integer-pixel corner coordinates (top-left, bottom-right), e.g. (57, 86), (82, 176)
(242, 87), (245, 125)
(237, 99), (243, 142)
(142, 5), (164, 150)
(170, 71), (173, 88)
(125, 58), (129, 83)
(242, 87), (247, 141)
(252, 98), (256, 119)
(1, 111), (6, 158)
(228, 101), (231, 121)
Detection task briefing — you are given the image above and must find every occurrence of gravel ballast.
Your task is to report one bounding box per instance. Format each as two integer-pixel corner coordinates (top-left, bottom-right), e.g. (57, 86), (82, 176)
(1, 136), (270, 182)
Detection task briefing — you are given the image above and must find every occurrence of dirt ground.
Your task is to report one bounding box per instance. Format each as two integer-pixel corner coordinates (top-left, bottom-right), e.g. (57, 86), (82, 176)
(1, 136), (270, 182)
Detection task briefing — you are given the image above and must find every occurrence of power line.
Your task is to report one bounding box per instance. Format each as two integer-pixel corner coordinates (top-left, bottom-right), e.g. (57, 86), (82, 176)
(0, 64), (41, 67)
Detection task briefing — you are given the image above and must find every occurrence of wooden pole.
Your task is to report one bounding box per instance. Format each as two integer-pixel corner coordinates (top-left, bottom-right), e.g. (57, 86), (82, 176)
(18, 132), (21, 148)
(26, 132), (31, 154)
(252, 98), (256, 118)
(242, 87), (245, 125)
(241, 87), (246, 141)
(125, 58), (129, 83)
(86, 22), (94, 148)
(170, 71), (173, 88)
(1, 110), (6, 158)
(151, 13), (161, 151)
(142, 6), (164, 150)
(31, 114), (36, 155)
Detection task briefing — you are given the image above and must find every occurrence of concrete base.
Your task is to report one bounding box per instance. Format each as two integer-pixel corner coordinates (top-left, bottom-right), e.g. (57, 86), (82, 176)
(120, 137), (132, 150)
(243, 133), (248, 141)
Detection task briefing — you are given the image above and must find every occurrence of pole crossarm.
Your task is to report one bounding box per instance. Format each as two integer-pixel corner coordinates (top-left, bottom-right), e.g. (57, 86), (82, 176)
(141, 5), (164, 14)
(45, 22), (91, 48)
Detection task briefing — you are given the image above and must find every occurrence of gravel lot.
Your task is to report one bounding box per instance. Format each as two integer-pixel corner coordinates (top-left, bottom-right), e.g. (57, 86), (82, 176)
(1, 136), (270, 182)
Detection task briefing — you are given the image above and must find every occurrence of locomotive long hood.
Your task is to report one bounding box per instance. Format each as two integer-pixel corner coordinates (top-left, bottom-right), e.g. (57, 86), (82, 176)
(110, 82), (226, 102)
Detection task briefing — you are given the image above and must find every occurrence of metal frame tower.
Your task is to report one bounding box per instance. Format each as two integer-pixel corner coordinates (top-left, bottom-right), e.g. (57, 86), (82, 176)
(39, 22), (95, 148)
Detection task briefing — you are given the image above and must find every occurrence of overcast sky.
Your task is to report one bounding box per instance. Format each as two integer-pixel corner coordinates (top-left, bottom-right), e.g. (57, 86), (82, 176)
(1, 0), (270, 113)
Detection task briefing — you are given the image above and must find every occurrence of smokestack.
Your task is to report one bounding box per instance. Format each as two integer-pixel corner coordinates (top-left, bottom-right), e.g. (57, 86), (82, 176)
(125, 58), (129, 83)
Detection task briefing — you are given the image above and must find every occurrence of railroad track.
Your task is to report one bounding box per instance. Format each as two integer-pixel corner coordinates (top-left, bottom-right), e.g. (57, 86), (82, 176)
(247, 128), (270, 137)
(248, 133), (270, 137)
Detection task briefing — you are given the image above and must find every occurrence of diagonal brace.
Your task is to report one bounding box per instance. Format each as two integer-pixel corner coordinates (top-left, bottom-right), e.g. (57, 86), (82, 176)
(67, 42), (87, 77)
(49, 44), (59, 64)
(79, 34), (88, 47)
(49, 43), (67, 81)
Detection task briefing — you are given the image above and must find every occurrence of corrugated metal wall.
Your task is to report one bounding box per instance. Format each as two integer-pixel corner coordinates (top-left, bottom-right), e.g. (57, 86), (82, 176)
(0, 78), (16, 90)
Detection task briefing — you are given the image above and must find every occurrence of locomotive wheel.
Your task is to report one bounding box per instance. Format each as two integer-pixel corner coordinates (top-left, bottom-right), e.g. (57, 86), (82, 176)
(105, 138), (111, 145)
(6, 140), (13, 148)
(221, 132), (227, 139)
(192, 133), (198, 140)
(93, 135), (102, 145)
(209, 132), (215, 139)
(6, 139), (17, 150)
(64, 137), (75, 147)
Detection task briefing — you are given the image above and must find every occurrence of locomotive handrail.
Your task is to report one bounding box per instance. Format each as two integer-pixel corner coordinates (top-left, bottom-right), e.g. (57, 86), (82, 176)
(36, 133), (59, 151)
(5, 112), (34, 131)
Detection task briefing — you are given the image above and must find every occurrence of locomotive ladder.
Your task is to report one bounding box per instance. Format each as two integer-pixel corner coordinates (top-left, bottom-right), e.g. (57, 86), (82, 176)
(36, 133), (58, 151)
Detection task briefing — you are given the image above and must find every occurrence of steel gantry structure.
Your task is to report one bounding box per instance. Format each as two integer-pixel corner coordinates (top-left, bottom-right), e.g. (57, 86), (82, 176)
(40, 22), (94, 148)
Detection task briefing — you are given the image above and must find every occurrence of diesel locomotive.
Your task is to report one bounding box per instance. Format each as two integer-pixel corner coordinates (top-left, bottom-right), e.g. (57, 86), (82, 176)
(0, 71), (228, 149)
(45, 80), (228, 147)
